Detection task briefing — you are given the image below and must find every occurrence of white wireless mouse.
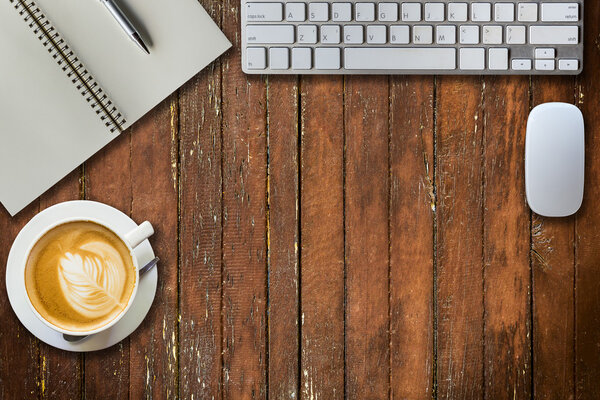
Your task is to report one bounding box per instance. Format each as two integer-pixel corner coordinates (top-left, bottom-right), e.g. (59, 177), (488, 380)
(525, 103), (584, 217)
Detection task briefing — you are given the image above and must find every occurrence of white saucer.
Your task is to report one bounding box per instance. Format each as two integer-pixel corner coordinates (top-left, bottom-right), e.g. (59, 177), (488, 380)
(5, 200), (157, 352)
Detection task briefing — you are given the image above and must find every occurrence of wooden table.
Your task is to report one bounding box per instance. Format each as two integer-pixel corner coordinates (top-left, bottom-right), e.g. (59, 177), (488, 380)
(2, 2), (600, 399)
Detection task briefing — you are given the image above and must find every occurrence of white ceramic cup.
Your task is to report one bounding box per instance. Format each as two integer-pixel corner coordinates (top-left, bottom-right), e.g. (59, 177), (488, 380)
(22, 217), (154, 336)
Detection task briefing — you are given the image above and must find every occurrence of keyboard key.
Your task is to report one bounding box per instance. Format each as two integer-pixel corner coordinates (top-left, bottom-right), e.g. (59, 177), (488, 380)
(286, 3), (306, 21)
(460, 48), (485, 70)
(413, 25), (433, 44)
(315, 47), (341, 69)
(367, 25), (387, 44)
(535, 48), (555, 59)
(495, 3), (515, 22)
(518, 3), (538, 22)
(297, 25), (317, 43)
(356, 3), (376, 22)
(512, 58), (532, 70)
(559, 59), (579, 71)
(488, 48), (508, 70)
(309, 3), (328, 21)
(541, 3), (579, 22)
(247, 25), (294, 43)
(344, 47), (456, 69)
(471, 3), (492, 22)
(448, 3), (468, 22)
(436, 25), (456, 44)
(292, 47), (312, 69)
(246, 3), (283, 22)
(460, 25), (480, 44)
(344, 25), (364, 44)
(247, 47), (266, 69)
(321, 25), (341, 44)
(269, 47), (289, 69)
(332, 3), (352, 21)
(506, 25), (526, 44)
(535, 59), (555, 71)
(483, 25), (503, 44)
(401, 3), (421, 22)
(529, 26), (579, 45)
(390, 25), (410, 44)
(425, 3), (444, 22)
(378, 3), (398, 22)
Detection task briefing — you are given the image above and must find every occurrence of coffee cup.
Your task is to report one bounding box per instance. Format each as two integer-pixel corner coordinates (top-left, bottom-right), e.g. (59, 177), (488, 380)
(22, 217), (154, 336)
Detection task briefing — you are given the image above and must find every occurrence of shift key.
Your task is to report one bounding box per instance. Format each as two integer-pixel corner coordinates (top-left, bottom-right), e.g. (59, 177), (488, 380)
(247, 25), (295, 44)
(529, 26), (579, 44)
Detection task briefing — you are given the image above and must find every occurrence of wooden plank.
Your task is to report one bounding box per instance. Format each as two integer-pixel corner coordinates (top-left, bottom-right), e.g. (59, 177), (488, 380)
(128, 99), (179, 398)
(221, 0), (268, 395)
(178, 0), (223, 397)
(38, 171), (83, 399)
(267, 75), (300, 399)
(84, 132), (132, 399)
(530, 76), (575, 400)
(389, 76), (434, 399)
(482, 76), (531, 398)
(299, 76), (345, 400)
(575, 2), (600, 396)
(344, 76), (390, 399)
(0, 202), (40, 399)
(436, 76), (485, 399)
(179, 63), (224, 399)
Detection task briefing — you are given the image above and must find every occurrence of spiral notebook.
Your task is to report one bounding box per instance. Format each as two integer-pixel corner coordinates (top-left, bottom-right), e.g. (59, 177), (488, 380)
(0, 0), (230, 215)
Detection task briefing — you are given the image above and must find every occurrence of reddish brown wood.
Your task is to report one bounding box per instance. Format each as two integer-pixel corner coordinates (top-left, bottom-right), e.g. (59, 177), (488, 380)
(530, 77), (576, 400)
(221, 0), (268, 395)
(84, 132), (132, 399)
(267, 75), (300, 399)
(575, 3), (600, 397)
(179, 65), (224, 398)
(300, 76), (345, 399)
(436, 76), (485, 399)
(0, 202), (40, 399)
(389, 76), (434, 399)
(482, 76), (531, 398)
(178, 0), (224, 398)
(128, 99), (179, 398)
(38, 171), (83, 399)
(344, 76), (390, 399)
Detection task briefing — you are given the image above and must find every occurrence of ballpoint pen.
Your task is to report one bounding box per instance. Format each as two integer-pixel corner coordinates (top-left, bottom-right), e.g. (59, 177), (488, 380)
(100, 0), (150, 54)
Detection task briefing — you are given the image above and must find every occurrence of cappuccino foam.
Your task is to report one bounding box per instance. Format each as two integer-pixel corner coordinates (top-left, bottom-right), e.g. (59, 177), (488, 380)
(25, 221), (136, 332)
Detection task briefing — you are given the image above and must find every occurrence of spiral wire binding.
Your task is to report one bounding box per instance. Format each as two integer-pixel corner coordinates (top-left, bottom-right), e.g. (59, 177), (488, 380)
(10, 0), (127, 133)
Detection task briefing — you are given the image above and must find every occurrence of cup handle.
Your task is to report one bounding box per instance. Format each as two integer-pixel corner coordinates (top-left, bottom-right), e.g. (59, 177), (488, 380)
(123, 221), (154, 249)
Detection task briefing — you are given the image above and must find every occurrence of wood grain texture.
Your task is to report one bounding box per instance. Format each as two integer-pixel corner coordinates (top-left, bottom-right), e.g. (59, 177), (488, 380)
(0, 202), (39, 400)
(179, 63), (224, 399)
(575, 3), (600, 397)
(436, 77), (485, 399)
(344, 76), (390, 400)
(221, 0), (268, 395)
(178, 0), (223, 398)
(389, 76), (434, 399)
(128, 99), (179, 399)
(84, 132), (132, 400)
(299, 76), (345, 400)
(531, 76), (575, 400)
(482, 77), (531, 398)
(38, 171), (83, 400)
(267, 75), (300, 399)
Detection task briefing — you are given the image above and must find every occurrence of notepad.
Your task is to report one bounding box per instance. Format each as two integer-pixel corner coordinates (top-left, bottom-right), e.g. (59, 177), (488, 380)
(0, 0), (231, 215)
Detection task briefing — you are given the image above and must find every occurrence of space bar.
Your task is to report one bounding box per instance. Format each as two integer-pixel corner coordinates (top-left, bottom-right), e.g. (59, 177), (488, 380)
(344, 48), (456, 70)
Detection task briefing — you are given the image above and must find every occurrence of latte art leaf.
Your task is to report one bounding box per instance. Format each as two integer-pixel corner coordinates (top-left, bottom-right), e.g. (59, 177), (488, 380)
(58, 250), (126, 319)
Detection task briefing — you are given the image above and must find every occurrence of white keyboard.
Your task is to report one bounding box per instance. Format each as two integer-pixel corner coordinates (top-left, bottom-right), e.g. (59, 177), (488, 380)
(241, 1), (583, 74)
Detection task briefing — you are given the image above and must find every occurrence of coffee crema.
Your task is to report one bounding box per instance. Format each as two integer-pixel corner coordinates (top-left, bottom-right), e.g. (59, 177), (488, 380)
(25, 221), (136, 332)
